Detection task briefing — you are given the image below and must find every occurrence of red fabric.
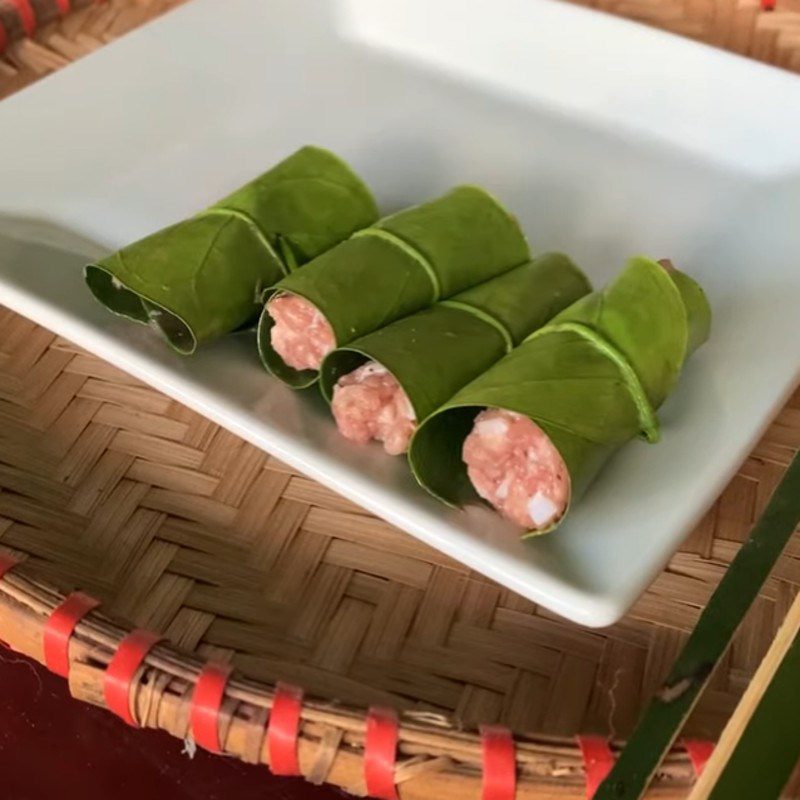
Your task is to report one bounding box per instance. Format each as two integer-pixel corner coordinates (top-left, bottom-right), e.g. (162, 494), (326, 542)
(577, 736), (615, 799)
(190, 662), (233, 753)
(103, 629), (161, 727)
(0, 650), (340, 799)
(267, 683), (304, 776)
(364, 707), (399, 800)
(683, 739), (715, 777)
(0, 553), (19, 579)
(480, 725), (516, 800)
(43, 592), (101, 678)
(8, 0), (37, 36)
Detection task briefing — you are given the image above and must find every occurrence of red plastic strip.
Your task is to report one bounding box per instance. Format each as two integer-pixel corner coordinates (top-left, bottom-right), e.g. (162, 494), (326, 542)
(683, 739), (715, 778)
(578, 736), (616, 799)
(0, 554), (19, 580)
(8, 0), (37, 36)
(190, 662), (233, 753)
(364, 706), (399, 800)
(480, 725), (516, 800)
(267, 683), (304, 776)
(104, 629), (161, 727)
(43, 592), (100, 678)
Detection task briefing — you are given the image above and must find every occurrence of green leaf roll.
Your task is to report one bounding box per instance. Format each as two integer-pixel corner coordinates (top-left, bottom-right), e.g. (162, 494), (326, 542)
(551, 257), (710, 410)
(320, 253), (591, 454)
(257, 185), (530, 388)
(85, 145), (378, 354)
(408, 256), (711, 536)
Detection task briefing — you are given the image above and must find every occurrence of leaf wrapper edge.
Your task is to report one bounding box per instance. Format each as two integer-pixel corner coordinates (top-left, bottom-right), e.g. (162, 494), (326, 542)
(85, 145), (378, 353)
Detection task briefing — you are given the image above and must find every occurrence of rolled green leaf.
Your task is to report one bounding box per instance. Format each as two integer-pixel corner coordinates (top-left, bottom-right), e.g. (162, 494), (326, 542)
(257, 185), (530, 388)
(551, 257), (711, 409)
(659, 258), (712, 359)
(320, 253), (591, 427)
(369, 185), (531, 298)
(408, 256), (711, 536)
(85, 145), (378, 354)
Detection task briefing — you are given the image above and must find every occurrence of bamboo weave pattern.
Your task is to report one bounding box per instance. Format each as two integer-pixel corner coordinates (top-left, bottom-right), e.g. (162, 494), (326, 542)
(1, 307), (798, 743)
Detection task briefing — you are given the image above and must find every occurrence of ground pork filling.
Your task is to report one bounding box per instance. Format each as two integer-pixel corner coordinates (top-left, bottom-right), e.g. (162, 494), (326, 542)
(331, 362), (417, 455)
(267, 293), (336, 371)
(462, 408), (570, 530)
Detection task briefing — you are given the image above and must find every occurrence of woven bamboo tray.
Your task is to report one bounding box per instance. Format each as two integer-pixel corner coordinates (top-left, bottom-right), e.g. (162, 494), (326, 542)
(1, 2), (799, 798)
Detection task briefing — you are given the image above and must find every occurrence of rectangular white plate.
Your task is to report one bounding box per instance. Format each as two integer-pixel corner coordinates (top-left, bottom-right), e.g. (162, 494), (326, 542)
(1, 0), (799, 627)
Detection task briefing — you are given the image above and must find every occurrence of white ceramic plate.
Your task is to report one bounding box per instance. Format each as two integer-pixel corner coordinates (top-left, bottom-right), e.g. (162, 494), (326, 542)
(1, 0), (799, 627)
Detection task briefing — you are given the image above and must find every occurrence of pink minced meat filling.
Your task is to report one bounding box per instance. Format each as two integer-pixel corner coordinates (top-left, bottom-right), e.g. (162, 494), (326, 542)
(332, 362), (417, 455)
(462, 408), (570, 530)
(267, 293), (336, 371)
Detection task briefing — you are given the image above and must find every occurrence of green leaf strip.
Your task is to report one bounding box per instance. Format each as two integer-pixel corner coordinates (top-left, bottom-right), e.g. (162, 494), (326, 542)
(525, 321), (660, 443)
(707, 608), (800, 800)
(440, 299), (514, 352)
(353, 227), (442, 301)
(594, 450), (800, 800)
